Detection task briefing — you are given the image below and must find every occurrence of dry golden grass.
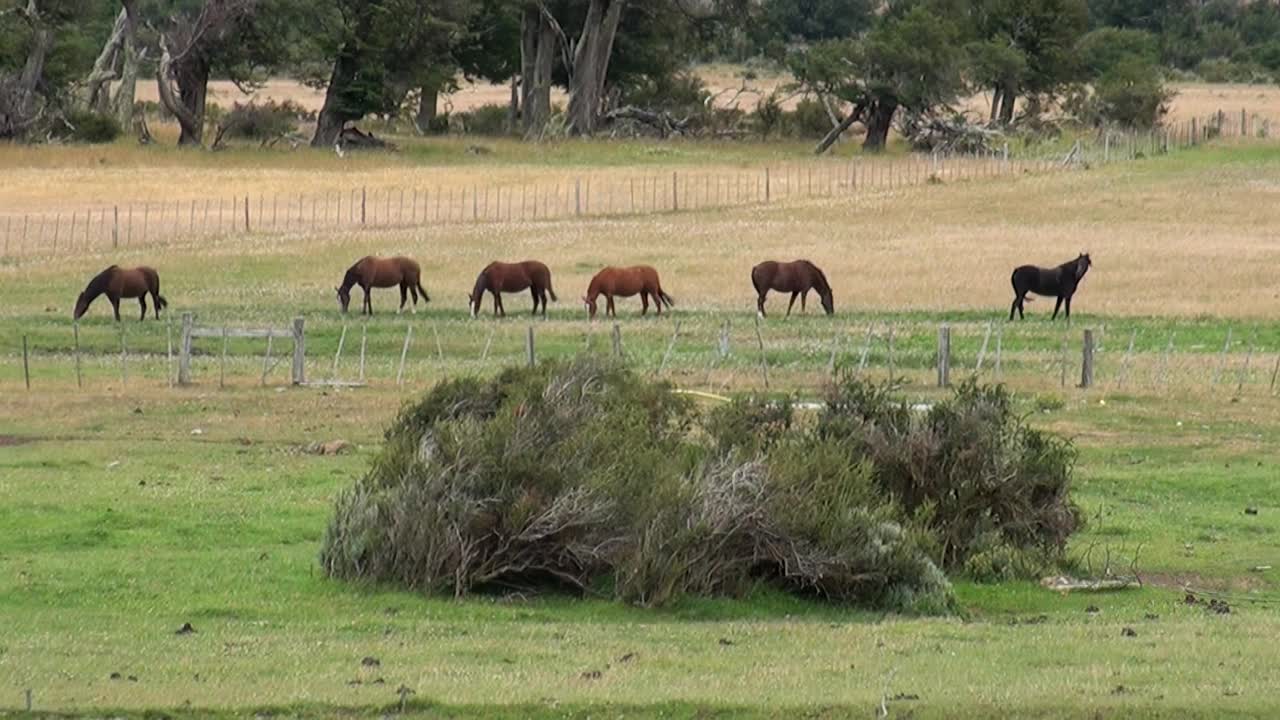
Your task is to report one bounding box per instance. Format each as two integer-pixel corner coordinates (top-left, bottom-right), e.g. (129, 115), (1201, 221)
(3, 142), (1278, 319)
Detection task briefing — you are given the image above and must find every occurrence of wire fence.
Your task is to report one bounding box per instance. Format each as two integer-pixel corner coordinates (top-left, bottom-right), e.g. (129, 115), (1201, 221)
(10, 315), (1280, 401)
(1, 110), (1271, 262)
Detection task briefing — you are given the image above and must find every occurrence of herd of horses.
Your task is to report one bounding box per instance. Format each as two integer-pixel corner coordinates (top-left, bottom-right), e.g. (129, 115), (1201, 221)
(73, 253), (1093, 323)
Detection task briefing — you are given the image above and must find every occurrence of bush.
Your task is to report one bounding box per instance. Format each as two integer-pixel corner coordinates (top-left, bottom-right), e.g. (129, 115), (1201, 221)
(818, 374), (1082, 573)
(454, 103), (511, 135)
(322, 358), (954, 610)
(322, 361), (1080, 608)
(218, 100), (310, 141)
(59, 110), (121, 143)
(783, 97), (833, 138)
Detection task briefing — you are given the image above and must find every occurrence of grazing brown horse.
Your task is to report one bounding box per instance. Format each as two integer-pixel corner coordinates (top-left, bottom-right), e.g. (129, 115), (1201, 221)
(751, 260), (833, 318)
(336, 256), (430, 315)
(582, 266), (674, 319)
(469, 260), (557, 318)
(73, 265), (168, 321)
(1009, 253), (1092, 321)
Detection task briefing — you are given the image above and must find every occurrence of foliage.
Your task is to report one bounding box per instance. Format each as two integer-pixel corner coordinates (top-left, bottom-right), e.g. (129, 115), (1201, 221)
(218, 100), (311, 140)
(321, 358), (956, 610)
(784, 97), (833, 138)
(324, 359), (1083, 609)
(454, 103), (511, 135)
(54, 109), (121, 143)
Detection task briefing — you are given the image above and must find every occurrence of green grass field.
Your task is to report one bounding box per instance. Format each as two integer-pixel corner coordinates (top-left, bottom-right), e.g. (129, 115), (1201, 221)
(2, 139), (1280, 718)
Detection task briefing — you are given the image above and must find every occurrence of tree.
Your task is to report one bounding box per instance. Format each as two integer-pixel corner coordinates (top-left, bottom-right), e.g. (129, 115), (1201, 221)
(308, 0), (472, 147)
(791, 6), (965, 152)
(0, 0), (105, 138)
(968, 0), (1088, 125)
(83, 0), (141, 131)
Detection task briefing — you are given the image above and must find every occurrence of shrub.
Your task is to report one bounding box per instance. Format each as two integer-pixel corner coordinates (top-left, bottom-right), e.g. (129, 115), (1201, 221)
(753, 91), (785, 140)
(323, 361), (1080, 607)
(817, 374), (1082, 574)
(217, 100), (310, 141)
(322, 358), (955, 610)
(453, 103), (511, 135)
(59, 110), (121, 143)
(784, 97), (833, 138)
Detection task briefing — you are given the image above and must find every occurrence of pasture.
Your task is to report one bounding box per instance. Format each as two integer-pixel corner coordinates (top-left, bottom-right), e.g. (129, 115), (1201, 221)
(2, 134), (1280, 718)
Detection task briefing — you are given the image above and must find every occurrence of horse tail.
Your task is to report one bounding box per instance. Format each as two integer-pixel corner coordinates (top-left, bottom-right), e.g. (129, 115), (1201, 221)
(659, 289), (675, 308)
(157, 295), (169, 310)
(417, 280), (430, 302)
(547, 282), (558, 302)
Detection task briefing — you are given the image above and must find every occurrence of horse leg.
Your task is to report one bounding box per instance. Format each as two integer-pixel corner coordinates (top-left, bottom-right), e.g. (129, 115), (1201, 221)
(786, 292), (798, 317)
(539, 290), (548, 317)
(530, 288), (540, 316)
(138, 296), (147, 321)
(151, 290), (162, 318)
(640, 291), (650, 316)
(398, 284), (408, 314)
(757, 291), (767, 319)
(801, 291), (808, 313)
(1009, 296), (1020, 321)
(108, 294), (121, 322)
(497, 293), (506, 317)
(607, 295), (616, 317)
(1052, 296), (1063, 321)
(408, 283), (419, 314)
(1064, 295), (1073, 322)
(363, 287), (372, 315)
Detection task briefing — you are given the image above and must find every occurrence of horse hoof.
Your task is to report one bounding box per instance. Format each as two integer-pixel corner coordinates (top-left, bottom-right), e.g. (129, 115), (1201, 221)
(757, 311), (764, 320)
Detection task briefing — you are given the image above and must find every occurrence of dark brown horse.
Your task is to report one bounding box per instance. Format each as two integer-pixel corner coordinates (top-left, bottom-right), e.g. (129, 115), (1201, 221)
(583, 266), (674, 319)
(73, 265), (168, 321)
(337, 256), (430, 315)
(1009, 253), (1092, 321)
(751, 260), (833, 318)
(468, 260), (557, 317)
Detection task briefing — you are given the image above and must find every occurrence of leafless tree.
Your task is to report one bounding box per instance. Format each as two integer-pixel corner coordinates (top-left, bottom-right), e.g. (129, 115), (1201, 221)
(155, 0), (257, 146)
(83, 0), (142, 132)
(0, 0), (53, 138)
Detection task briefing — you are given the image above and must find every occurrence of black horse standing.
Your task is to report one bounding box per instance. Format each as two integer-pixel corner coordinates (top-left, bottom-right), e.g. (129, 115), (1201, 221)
(1009, 253), (1092, 321)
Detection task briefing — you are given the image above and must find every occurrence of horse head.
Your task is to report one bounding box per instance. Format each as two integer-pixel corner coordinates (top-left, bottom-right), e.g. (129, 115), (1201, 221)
(73, 292), (91, 320)
(467, 293), (479, 318)
(820, 291), (834, 316)
(582, 295), (597, 319)
(1076, 252), (1092, 279)
(335, 286), (351, 313)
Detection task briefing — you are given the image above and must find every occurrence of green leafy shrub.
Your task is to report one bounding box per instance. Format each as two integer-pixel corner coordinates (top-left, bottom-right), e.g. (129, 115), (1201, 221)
(218, 100), (310, 141)
(455, 103), (511, 135)
(59, 110), (121, 143)
(783, 97), (833, 138)
(323, 361), (1080, 607)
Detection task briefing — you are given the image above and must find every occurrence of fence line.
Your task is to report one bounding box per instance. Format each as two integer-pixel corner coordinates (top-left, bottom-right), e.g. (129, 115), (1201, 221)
(12, 317), (1280, 401)
(2, 111), (1271, 261)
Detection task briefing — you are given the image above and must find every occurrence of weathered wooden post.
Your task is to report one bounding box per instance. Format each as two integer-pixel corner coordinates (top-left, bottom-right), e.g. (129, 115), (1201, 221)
(1237, 333), (1256, 395)
(244, 195), (250, 232)
(358, 323), (368, 382)
(1080, 329), (1095, 389)
(396, 324), (412, 386)
(178, 312), (194, 385)
(22, 335), (31, 390)
(611, 323), (623, 358)
(220, 327), (228, 388)
(112, 206), (119, 249)
(1270, 352), (1280, 396)
(332, 324), (348, 379)
(361, 187), (367, 225)
(526, 325), (536, 368)
(1212, 328), (1232, 386)
(574, 179), (582, 216)
(671, 172), (679, 211)
(658, 320), (683, 375)
(291, 317), (306, 385)
(764, 167), (771, 203)
(261, 332), (274, 386)
(753, 314), (770, 390)
(165, 314), (173, 388)
(73, 322), (83, 388)
(936, 324), (951, 387)
(974, 321), (993, 373)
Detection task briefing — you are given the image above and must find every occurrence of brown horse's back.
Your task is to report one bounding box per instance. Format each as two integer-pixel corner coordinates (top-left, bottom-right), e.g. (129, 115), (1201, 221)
(485, 260), (551, 293)
(112, 266), (159, 297)
(591, 265), (661, 297)
(753, 260), (822, 293)
(356, 255), (419, 287)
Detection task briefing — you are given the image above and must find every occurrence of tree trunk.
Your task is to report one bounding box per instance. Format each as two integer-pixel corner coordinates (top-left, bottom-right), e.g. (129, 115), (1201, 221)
(111, 0), (140, 131)
(566, 0), (625, 136)
(507, 75), (518, 133)
(997, 86), (1016, 125)
(520, 5), (555, 136)
(862, 99), (896, 152)
(85, 8), (128, 113)
(813, 102), (865, 155)
(311, 44), (361, 147)
(157, 34), (209, 146)
(5, 0), (53, 136)
(414, 83), (439, 134)
(989, 86), (1002, 123)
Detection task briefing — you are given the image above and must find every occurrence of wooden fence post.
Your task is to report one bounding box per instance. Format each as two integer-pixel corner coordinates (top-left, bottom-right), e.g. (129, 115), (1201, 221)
(526, 325), (536, 368)
(1080, 328), (1095, 388)
(658, 320), (683, 375)
(73, 322), (83, 388)
(220, 327), (228, 388)
(672, 172), (679, 211)
(261, 332), (274, 386)
(165, 314), (174, 388)
(764, 167), (771, 203)
(936, 324), (951, 387)
(574, 179), (582, 216)
(1270, 352), (1280, 396)
(1236, 333), (1255, 395)
(886, 326), (895, 384)
(396, 324), (412, 386)
(118, 323), (128, 386)
(974, 321), (993, 372)
(22, 335), (31, 390)
(1212, 328), (1232, 386)
(332, 324), (348, 379)
(1116, 329), (1136, 388)
(244, 196), (250, 232)
(291, 317), (306, 384)
(112, 206), (119, 249)
(361, 187), (367, 225)
(358, 323), (368, 382)
(611, 323), (623, 358)
(177, 312), (194, 385)
(753, 314), (770, 390)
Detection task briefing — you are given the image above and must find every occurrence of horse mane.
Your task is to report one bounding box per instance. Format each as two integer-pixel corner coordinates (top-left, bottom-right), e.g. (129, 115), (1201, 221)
(804, 260), (832, 295)
(85, 265), (119, 295)
(340, 264), (362, 291)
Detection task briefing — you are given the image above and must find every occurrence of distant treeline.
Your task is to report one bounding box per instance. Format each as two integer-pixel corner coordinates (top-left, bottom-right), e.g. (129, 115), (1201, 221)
(1, 0), (1274, 149)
